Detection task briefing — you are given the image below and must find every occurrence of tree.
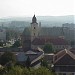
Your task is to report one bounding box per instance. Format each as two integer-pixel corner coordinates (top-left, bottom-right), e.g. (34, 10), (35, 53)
(6, 28), (20, 40)
(43, 44), (53, 53)
(12, 40), (21, 47)
(25, 56), (31, 69)
(0, 42), (3, 47)
(41, 58), (48, 68)
(34, 67), (55, 75)
(2, 66), (55, 75)
(0, 51), (16, 65)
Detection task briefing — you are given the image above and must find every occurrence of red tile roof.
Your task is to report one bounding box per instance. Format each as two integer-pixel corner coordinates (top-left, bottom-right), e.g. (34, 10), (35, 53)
(32, 38), (69, 45)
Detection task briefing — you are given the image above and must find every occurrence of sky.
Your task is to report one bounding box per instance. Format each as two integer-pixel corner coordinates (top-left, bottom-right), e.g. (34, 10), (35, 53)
(0, 0), (75, 18)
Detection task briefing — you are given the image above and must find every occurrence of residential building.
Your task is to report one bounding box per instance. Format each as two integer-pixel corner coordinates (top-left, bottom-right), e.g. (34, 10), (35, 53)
(53, 49), (75, 75)
(0, 47), (44, 68)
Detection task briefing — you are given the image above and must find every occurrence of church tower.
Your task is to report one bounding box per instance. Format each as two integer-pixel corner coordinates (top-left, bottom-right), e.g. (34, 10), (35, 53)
(31, 15), (39, 41)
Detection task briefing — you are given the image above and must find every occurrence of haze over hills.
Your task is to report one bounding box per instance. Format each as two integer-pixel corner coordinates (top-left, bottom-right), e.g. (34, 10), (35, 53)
(0, 15), (74, 27)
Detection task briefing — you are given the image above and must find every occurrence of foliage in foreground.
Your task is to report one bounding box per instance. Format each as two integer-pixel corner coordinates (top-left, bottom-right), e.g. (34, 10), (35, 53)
(0, 51), (16, 65)
(0, 66), (55, 75)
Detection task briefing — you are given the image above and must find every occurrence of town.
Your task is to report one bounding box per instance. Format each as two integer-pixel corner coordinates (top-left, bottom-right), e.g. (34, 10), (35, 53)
(0, 14), (75, 75)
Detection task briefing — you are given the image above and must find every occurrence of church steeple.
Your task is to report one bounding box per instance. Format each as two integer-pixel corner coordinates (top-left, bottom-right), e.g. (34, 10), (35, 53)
(31, 14), (39, 41)
(32, 14), (37, 23)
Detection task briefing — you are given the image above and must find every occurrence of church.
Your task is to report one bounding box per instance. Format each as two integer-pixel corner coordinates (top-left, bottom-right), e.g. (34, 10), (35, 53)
(22, 15), (70, 52)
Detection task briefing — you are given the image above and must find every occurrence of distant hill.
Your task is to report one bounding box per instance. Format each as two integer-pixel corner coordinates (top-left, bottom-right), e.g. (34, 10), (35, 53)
(0, 15), (74, 27)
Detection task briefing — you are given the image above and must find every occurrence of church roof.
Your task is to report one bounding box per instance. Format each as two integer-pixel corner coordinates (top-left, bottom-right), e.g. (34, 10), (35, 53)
(39, 27), (63, 37)
(22, 27), (64, 38)
(22, 27), (31, 36)
(31, 14), (37, 24)
(32, 38), (69, 45)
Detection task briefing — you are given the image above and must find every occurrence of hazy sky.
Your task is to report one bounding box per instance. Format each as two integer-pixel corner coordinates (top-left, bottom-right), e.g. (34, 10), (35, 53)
(0, 0), (75, 18)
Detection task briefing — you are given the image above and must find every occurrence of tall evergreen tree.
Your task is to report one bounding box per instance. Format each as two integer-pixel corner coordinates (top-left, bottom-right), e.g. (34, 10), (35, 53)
(25, 56), (31, 69)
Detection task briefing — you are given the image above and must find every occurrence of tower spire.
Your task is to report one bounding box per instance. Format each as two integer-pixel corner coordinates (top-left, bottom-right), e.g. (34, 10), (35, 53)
(32, 14), (37, 23)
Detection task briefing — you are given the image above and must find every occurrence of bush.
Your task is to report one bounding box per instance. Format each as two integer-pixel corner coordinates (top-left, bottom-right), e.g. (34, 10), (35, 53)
(3, 66), (55, 75)
(0, 51), (16, 65)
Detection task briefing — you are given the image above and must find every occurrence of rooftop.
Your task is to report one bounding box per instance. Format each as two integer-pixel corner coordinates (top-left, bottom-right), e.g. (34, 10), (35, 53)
(32, 38), (69, 45)
(53, 49), (75, 65)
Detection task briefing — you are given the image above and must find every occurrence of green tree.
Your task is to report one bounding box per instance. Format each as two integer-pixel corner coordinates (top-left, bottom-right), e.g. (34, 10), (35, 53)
(0, 51), (16, 66)
(41, 58), (48, 68)
(34, 67), (55, 75)
(12, 40), (21, 47)
(25, 56), (31, 69)
(6, 28), (20, 40)
(3, 66), (55, 75)
(43, 44), (53, 53)
(0, 42), (3, 47)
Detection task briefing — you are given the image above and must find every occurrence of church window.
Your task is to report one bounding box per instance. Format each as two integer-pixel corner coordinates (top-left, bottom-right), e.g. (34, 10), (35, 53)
(34, 33), (35, 36)
(34, 27), (35, 29)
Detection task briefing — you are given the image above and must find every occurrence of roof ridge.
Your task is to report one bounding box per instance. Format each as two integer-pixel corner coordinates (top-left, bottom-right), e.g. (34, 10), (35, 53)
(53, 49), (75, 64)
(25, 50), (37, 54)
(54, 52), (66, 64)
(66, 50), (75, 59)
(55, 49), (65, 56)
(65, 49), (67, 53)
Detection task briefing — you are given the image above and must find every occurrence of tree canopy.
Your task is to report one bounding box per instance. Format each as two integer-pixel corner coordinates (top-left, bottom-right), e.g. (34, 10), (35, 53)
(0, 51), (16, 65)
(12, 40), (21, 47)
(25, 56), (31, 69)
(0, 66), (55, 75)
(0, 42), (3, 47)
(43, 44), (53, 53)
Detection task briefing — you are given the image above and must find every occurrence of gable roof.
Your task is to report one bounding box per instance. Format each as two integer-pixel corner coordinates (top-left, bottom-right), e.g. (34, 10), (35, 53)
(69, 48), (75, 54)
(25, 50), (43, 62)
(16, 52), (27, 62)
(53, 49), (75, 65)
(25, 50), (37, 55)
(22, 27), (31, 37)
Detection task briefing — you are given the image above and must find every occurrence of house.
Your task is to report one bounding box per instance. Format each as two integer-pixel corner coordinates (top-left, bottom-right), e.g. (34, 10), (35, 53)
(16, 50), (44, 68)
(0, 47), (44, 68)
(53, 49), (75, 75)
(25, 50), (44, 68)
